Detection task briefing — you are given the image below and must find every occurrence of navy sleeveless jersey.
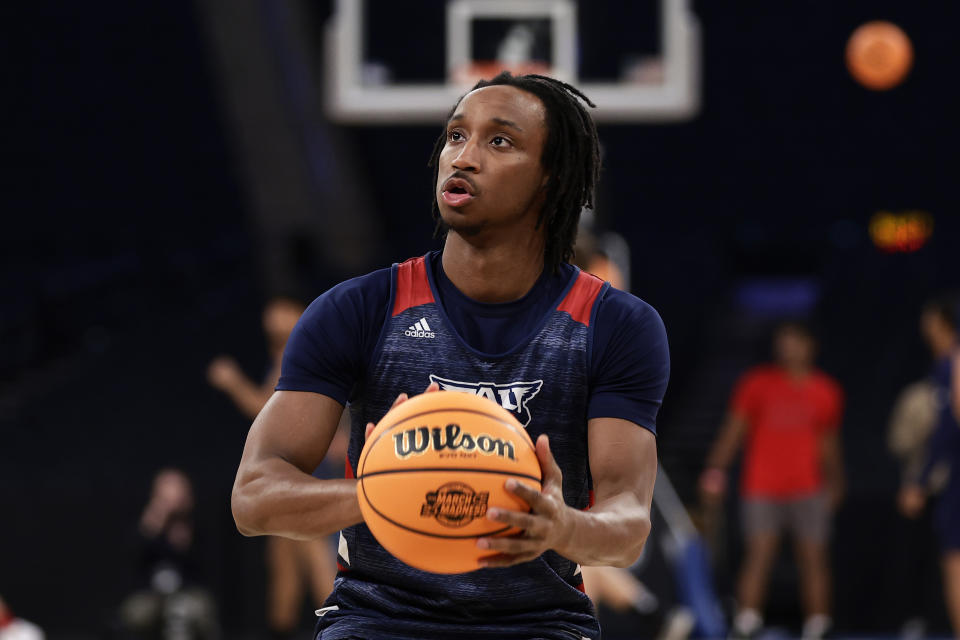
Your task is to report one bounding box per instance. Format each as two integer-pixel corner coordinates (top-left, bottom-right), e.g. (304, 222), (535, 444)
(920, 350), (960, 551)
(318, 254), (606, 639)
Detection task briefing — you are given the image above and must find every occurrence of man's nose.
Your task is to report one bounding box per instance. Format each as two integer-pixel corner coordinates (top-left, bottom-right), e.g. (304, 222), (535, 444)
(451, 138), (482, 172)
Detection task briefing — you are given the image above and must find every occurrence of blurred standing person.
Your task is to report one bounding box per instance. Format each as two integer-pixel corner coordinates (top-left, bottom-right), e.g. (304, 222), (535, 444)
(899, 296), (960, 634)
(700, 321), (844, 640)
(208, 297), (344, 639)
(888, 375), (945, 636)
(207, 298), (307, 419)
(575, 221), (677, 631)
(571, 213), (626, 291)
(888, 380), (939, 489)
(119, 469), (219, 639)
(574, 218), (648, 613)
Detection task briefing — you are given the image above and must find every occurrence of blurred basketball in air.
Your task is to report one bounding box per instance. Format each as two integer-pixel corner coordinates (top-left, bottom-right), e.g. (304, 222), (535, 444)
(846, 21), (913, 90)
(357, 390), (542, 574)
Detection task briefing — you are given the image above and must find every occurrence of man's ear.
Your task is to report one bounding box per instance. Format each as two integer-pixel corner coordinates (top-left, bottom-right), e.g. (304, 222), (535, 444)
(540, 174), (550, 190)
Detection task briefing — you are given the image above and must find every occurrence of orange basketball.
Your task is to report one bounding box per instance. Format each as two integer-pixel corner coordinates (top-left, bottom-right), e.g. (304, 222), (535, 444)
(845, 21), (913, 91)
(357, 391), (542, 574)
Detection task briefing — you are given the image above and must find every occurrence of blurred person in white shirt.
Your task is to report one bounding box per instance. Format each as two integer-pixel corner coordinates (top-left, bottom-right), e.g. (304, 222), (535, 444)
(0, 596), (44, 640)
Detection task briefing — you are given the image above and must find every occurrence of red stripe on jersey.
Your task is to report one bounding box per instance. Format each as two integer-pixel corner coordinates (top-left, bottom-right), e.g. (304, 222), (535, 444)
(344, 454), (355, 479)
(392, 256), (435, 316)
(556, 270), (605, 326)
(575, 580), (586, 593)
(338, 456), (352, 575)
(579, 490), (595, 513)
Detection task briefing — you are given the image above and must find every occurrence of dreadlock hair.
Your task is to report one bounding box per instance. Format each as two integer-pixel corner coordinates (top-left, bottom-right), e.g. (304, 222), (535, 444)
(427, 71), (601, 274)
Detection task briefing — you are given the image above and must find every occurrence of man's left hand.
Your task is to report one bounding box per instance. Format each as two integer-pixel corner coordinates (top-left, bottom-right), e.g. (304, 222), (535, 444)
(476, 434), (573, 567)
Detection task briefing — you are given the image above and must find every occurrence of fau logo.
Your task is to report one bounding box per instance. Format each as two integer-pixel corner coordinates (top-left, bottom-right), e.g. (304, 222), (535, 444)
(428, 375), (543, 427)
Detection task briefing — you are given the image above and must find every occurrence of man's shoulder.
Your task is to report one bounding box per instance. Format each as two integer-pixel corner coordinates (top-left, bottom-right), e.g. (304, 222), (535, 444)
(740, 364), (780, 387)
(591, 286), (669, 380)
(294, 265), (396, 337)
(321, 265), (394, 302)
(596, 286), (664, 333)
(303, 265), (393, 315)
(811, 369), (843, 397)
(278, 265), (399, 399)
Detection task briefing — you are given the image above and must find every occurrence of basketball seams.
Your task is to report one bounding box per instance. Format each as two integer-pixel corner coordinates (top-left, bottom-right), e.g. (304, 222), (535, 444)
(372, 407), (536, 449)
(358, 467), (542, 484)
(359, 468), (540, 539)
(360, 480), (513, 540)
(359, 472), (518, 540)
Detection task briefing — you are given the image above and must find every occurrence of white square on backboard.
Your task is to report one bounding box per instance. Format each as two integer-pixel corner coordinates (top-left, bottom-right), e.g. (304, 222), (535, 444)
(445, 0), (577, 84)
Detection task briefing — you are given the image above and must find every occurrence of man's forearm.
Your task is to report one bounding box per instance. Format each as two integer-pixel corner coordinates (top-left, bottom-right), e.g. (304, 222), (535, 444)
(555, 492), (651, 568)
(705, 415), (747, 470)
(705, 432), (738, 470)
(823, 465), (845, 499)
(232, 458), (362, 539)
(822, 450), (843, 484)
(820, 432), (845, 501)
(223, 378), (273, 420)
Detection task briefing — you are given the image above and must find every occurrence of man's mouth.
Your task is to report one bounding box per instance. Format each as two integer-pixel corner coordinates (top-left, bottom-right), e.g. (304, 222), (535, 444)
(441, 189), (473, 207)
(441, 177), (476, 208)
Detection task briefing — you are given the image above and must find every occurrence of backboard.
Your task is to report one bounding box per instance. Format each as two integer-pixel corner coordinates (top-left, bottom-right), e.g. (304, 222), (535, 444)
(324, 0), (700, 124)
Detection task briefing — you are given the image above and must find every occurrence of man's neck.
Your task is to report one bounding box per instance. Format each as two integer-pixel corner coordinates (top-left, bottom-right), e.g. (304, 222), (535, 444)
(782, 363), (812, 380)
(441, 231), (546, 303)
(933, 336), (958, 360)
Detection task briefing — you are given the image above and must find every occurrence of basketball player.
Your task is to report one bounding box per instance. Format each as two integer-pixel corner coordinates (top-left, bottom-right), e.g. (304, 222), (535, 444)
(231, 73), (670, 639)
(900, 297), (960, 634)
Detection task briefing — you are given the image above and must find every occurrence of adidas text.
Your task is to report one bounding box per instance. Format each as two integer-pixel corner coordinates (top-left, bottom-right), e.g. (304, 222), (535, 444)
(405, 317), (435, 339)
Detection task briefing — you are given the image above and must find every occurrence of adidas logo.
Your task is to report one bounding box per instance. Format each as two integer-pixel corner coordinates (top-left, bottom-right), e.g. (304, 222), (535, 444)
(404, 317), (436, 338)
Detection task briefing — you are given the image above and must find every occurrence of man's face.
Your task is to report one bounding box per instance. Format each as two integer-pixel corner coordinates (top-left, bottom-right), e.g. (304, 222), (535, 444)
(920, 310), (939, 351)
(153, 470), (194, 512)
(436, 85), (549, 236)
(920, 309), (953, 354)
(774, 327), (815, 369)
(263, 299), (303, 352)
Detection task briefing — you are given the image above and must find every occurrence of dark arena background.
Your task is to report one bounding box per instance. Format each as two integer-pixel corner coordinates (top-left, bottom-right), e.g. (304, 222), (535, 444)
(3, 1), (959, 639)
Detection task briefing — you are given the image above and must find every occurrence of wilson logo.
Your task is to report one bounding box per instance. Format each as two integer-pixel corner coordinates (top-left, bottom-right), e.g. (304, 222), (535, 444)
(428, 375), (543, 427)
(420, 482), (488, 527)
(393, 423), (516, 461)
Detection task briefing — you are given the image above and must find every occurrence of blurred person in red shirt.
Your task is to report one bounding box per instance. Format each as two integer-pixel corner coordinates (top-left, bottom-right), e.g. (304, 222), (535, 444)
(700, 321), (845, 640)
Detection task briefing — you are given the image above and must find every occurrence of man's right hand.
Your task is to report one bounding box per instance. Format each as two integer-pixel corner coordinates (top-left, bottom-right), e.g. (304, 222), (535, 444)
(898, 484), (926, 519)
(207, 356), (245, 391)
(698, 467), (727, 505)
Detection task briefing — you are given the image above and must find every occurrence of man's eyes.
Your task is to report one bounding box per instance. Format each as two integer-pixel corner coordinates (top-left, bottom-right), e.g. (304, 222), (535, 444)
(446, 131), (513, 148)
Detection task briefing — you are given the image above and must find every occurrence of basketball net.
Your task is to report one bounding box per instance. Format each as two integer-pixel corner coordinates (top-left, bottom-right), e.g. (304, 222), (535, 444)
(450, 60), (552, 87)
